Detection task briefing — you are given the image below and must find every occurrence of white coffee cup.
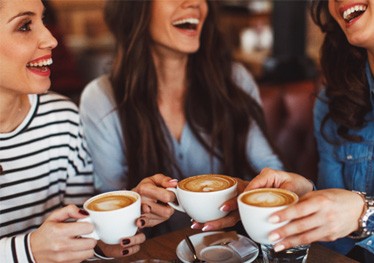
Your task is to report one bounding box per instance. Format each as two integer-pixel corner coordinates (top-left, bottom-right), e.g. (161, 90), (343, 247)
(166, 174), (237, 223)
(78, 190), (141, 244)
(238, 188), (298, 245)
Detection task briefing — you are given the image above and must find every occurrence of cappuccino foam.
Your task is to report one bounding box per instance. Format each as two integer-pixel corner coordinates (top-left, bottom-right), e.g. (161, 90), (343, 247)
(179, 174), (235, 192)
(241, 189), (296, 207)
(87, 194), (136, 211)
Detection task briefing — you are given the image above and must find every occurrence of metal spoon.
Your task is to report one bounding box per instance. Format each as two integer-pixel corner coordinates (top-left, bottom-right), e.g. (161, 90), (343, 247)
(184, 235), (205, 263)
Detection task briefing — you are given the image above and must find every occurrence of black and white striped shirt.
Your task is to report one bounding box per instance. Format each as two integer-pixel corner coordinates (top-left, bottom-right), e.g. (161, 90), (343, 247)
(0, 92), (94, 262)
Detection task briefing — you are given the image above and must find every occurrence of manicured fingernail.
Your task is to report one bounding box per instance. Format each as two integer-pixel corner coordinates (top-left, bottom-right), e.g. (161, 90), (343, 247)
(202, 225), (212, 231)
(79, 209), (89, 215)
(122, 249), (129, 255)
(268, 215), (280, 223)
(122, 239), (130, 245)
(274, 244), (285, 252)
(191, 223), (198, 229)
(220, 204), (229, 212)
(268, 233), (280, 242)
(140, 219), (145, 227)
(169, 179), (178, 182)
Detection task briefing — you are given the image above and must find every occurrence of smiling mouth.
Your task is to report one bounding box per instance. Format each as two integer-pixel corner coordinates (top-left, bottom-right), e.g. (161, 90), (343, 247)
(342, 5), (367, 23)
(26, 58), (53, 71)
(172, 18), (199, 30)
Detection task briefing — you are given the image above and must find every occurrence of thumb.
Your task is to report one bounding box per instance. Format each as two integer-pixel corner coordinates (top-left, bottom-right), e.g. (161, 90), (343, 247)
(46, 204), (89, 222)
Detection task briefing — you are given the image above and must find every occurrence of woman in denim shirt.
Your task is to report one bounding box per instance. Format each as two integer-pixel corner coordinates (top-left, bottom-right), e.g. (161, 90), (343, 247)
(244, 0), (374, 261)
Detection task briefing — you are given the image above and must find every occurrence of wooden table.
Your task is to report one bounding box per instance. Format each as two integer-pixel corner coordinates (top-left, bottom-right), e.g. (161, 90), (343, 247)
(96, 228), (359, 263)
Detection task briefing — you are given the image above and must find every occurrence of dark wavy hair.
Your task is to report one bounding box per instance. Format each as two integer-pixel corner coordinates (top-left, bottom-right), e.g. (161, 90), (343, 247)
(310, 1), (371, 142)
(104, 0), (272, 189)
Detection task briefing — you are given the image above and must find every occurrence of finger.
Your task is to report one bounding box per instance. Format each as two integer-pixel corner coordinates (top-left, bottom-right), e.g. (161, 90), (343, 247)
(268, 212), (322, 244)
(246, 168), (278, 190)
(272, 226), (324, 251)
(121, 233), (146, 248)
(143, 199), (175, 218)
(269, 198), (321, 224)
(68, 237), (97, 252)
(200, 211), (241, 231)
(121, 244), (141, 257)
(46, 204), (87, 222)
(220, 197), (239, 212)
(138, 214), (169, 228)
(137, 183), (176, 204)
(139, 174), (178, 189)
(97, 241), (141, 258)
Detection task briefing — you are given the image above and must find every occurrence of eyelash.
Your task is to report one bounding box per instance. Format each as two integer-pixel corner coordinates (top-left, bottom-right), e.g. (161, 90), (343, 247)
(18, 20), (32, 32)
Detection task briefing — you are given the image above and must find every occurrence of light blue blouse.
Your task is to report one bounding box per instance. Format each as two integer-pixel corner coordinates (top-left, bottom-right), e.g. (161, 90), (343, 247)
(80, 63), (283, 235)
(314, 62), (374, 255)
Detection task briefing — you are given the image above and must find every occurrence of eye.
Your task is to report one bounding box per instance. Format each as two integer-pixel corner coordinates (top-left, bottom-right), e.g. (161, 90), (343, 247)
(18, 20), (32, 32)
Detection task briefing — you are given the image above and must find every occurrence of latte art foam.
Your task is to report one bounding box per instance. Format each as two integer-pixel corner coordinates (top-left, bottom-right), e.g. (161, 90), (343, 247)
(242, 189), (296, 207)
(179, 174), (235, 192)
(87, 195), (136, 211)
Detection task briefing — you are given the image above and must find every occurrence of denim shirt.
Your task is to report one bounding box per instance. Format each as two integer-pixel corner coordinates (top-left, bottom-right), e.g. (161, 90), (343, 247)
(313, 62), (374, 255)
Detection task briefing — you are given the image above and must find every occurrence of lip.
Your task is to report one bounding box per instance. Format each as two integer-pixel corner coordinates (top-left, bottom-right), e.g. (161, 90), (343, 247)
(27, 54), (52, 77)
(172, 16), (202, 37)
(27, 54), (52, 64)
(27, 67), (51, 77)
(339, 3), (367, 25)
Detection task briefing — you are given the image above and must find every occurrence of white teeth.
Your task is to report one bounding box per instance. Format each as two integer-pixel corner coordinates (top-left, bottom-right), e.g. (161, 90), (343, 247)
(172, 18), (199, 26)
(343, 5), (367, 20)
(27, 58), (53, 67)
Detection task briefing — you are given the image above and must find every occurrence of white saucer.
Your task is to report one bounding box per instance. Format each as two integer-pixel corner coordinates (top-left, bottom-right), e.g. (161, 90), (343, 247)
(176, 231), (259, 263)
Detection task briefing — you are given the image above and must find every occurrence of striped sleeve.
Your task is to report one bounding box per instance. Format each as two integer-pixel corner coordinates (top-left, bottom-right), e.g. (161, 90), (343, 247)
(0, 233), (34, 263)
(64, 118), (94, 206)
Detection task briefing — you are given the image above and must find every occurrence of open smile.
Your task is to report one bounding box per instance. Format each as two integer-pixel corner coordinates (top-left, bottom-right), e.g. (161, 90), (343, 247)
(172, 18), (199, 30)
(341, 4), (367, 23)
(26, 55), (53, 76)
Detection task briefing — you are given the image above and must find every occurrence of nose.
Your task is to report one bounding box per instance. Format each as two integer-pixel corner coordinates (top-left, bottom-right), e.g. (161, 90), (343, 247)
(182, 0), (206, 9)
(39, 25), (58, 50)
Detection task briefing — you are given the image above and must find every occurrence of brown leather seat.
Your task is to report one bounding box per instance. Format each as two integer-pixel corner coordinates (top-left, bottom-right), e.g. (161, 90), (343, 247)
(259, 80), (318, 182)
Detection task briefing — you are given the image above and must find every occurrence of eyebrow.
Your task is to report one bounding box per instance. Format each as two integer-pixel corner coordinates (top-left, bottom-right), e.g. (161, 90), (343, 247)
(8, 11), (36, 23)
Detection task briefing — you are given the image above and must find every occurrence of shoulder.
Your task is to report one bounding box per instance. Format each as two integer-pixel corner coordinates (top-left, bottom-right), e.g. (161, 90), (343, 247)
(231, 62), (260, 102)
(81, 75), (113, 99)
(38, 92), (79, 119)
(80, 75), (116, 115)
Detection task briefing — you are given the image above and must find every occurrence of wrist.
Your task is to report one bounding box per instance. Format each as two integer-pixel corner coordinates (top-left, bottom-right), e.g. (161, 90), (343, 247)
(348, 191), (374, 239)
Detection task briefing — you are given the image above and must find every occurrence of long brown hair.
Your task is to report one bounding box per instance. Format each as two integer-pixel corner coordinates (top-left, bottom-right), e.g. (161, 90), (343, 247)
(104, 0), (271, 189)
(310, 1), (371, 142)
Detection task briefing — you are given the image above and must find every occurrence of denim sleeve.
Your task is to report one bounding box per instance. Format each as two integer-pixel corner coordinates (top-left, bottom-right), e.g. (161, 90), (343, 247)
(313, 91), (346, 189)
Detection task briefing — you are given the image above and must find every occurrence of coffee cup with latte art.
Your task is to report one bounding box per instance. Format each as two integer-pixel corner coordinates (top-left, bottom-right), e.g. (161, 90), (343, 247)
(238, 188), (298, 245)
(166, 174), (237, 223)
(238, 188), (310, 263)
(78, 190), (140, 244)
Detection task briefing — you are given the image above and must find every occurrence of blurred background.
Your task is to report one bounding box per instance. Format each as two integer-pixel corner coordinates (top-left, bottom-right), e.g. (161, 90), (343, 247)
(47, 0), (323, 182)
(47, 0), (323, 94)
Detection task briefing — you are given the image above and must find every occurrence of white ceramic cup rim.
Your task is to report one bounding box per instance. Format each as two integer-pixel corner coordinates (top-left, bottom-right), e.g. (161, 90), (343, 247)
(83, 190), (140, 213)
(176, 174), (237, 194)
(238, 188), (299, 208)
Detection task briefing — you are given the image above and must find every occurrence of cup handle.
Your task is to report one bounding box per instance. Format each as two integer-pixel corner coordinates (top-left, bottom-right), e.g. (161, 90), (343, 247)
(77, 217), (100, 240)
(165, 187), (186, 213)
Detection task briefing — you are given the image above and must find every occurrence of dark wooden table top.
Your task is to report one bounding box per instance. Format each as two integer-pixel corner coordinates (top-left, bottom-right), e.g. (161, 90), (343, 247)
(95, 227), (359, 263)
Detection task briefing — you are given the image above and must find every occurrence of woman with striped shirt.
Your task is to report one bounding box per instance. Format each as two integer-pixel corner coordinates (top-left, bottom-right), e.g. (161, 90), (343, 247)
(0, 0), (149, 262)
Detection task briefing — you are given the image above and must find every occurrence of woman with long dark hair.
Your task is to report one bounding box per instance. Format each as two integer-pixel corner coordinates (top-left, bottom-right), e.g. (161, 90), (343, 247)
(80, 0), (282, 237)
(244, 1), (374, 261)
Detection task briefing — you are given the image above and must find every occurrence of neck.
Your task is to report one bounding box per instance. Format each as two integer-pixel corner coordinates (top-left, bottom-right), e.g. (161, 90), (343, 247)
(0, 93), (30, 133)
(152, 48), (188, 92)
